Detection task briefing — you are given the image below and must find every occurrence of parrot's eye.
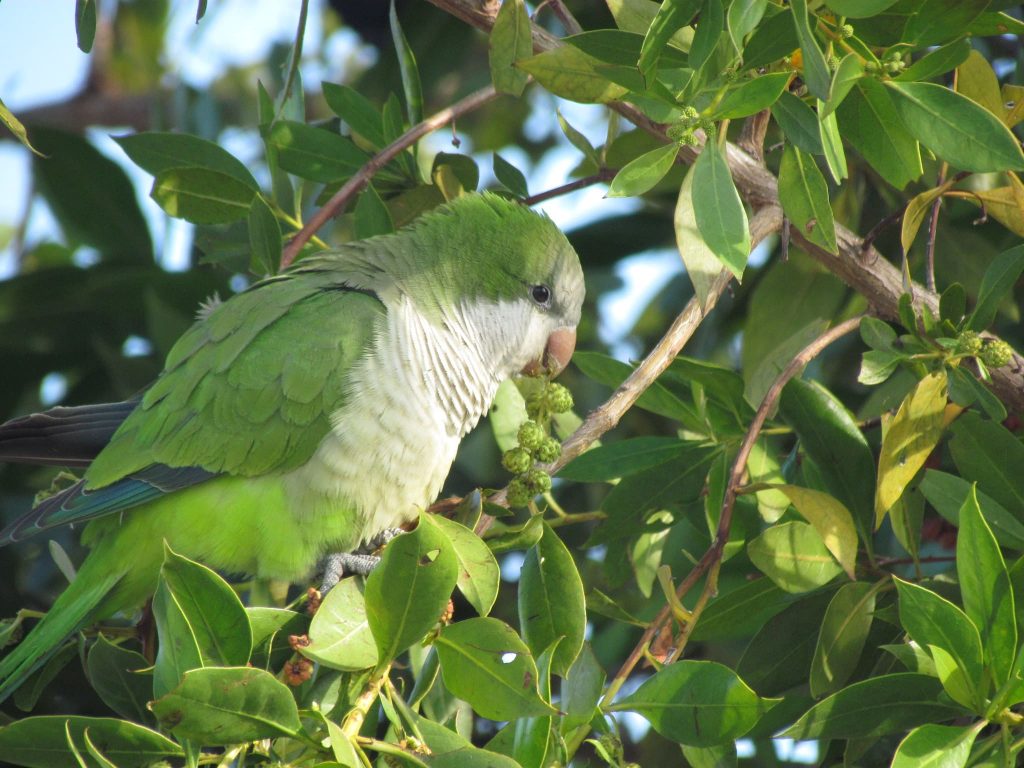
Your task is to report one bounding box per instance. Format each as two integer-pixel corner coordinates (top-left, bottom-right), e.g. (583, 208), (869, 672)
(530, 284), (552, 307)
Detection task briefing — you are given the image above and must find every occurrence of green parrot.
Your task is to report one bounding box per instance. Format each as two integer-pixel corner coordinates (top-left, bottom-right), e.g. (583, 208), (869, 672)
(0, 192), (584, 701)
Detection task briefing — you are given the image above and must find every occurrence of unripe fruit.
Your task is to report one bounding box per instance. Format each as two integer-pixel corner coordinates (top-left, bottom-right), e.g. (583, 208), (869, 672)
(980, 340), (1013, 368)
(517, 420), (545, 452)
(507, 477), (532, 507)
(535, 436), (562, 463)
(502, 447), (532, 475)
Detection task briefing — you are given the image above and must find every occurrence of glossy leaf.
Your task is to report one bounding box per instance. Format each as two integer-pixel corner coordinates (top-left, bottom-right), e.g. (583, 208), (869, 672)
(772, 91), (824, 155)
(151, 666), (301, 745)
(747, 520), (844, 593)
(948, 412), (1024, 514)
(891, 723), (981, 768)
(638, 0), (701, 81)
(894, 577), (984, 709)
(433, 515), (500, 617)
(875, 372), (948, 525)
(711, 72), (791, 120)
(265, 120), (369, 183)
(435, 617), (556, 721)
(365, 512), (458, 663)
(518, 46), (629, 104)
(727, 0), (768, 53)
(789, 0), (830, 100)
(957, 50), (1005, 120)
(489, 0), (532, 96)
(781, 673), (963, 739)
(560, 437), (685, 482)
(956, 485), (1016, 687)
(896, 38), (972, 83)
(837, 79), (922, 189)
(0, 717), (182, 768)
(885, 81), (1024, 173)
(322, 82), (387, 148)
(824, 0), (898, 16)
(86, 636), (154, 726)
(115, 132), (260, 189)
(561, 643), (606, 733)
(303, 576), (378, 671)
(390, 1), (423, 124)
(692, 578), (793, 641)
(607, 142), (678, 198)
(773, 485), (858, 580)
(966, 244), (1024, 331)
(493, 153), (529, 198)
(674, 163), (727, 308)
(610, 661), (775, 746)
(821, 54), (863, 118)
(692, 139), (750, 279)
(810, 582), (878, 697)
(519, 522), (586, 676)
(904, 0), (989, 47)
(777, 145), (837, 254)
(901, 181), (954, 254)
(818, 103), (848, 183)
(151, 168), (256, 225)
(74, 0), (96, 52)
(920, 470), (1024, 551)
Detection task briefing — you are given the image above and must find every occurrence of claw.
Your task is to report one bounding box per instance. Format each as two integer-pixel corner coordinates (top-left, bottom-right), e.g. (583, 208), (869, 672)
(318, 552), (381, 595)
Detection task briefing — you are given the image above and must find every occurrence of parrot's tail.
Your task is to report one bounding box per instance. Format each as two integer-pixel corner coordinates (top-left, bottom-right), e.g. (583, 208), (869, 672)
(0, 560), (124, 704)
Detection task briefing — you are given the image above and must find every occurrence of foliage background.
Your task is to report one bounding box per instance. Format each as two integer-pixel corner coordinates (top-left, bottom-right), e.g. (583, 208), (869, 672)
(3, 0), (1024, 766)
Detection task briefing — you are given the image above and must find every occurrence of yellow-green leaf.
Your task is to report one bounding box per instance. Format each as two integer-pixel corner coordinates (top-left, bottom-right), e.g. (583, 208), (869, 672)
(774, 485), (857, 579)
(0, 96), (43, 157)
(489, 0), (532, 96)
(518, 46), (629, 104)
(956, 49), (1005, 121)
(674, 163), (727, 308)
(901, 180), (954, 254)
(875, 372), (948, 526)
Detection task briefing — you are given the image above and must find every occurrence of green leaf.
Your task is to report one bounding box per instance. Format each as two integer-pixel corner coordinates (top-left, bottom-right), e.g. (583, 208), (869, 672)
(435, 617), (556, 721)
(151, 167), (256, 225)
(885, 81), (1024, 173)
(609, 660), (775, 746)
(152, 544), (252, 698)
(838, 79), (923, 190)
(948, 412), (1024, 514)
(0, 97), (43, 157)
(727, 0), (768, 53)
(518, 46), (630, 104)
(894, 577), (984, 709)
(390, 1), (423, 125)
(114, 132), (260, 190)
(780, 378), (875, 539)
(303, 577), (378, 671)
(743, 11), (798, 70)
(432, 152), (479, 197)
(920, 469), (1024, 551)
(265, 120), (370, 183)
(789, 0), (830, 101)
(891, 723), (981, 768)
(692, 139), (749, 279)
(737, 591), (833, 696)
(489, 0), (532, 96)
(691, 579), (793, 641)
(810, 582), (878, 697)
(710, 72), (791, 120)
(561, 643), (606, 733)
(897, 38), (972, 83)
(875, 372), (948, 525)
(572, 351), (700, 426)
(519, 522), (587, 676)
(151, 666), (302, 745)
(777, 145), (837, 254)
(956, 49), (1005, 120)
(781, 673), (963, 739)
(747, 520), (844, 593)
(560, 437), (686, 482)
(821, 54), (863, 118)
(74, 0), (96, 52)
(607, 142), (679, 198)
(556, 110), (601, 166)
(86, 636), (154, 726)
(365, 512), (458, 663)
(247, 607), (308, 671)
(688, 0), (724, 75)
(967, 244), (1024, 331)
(433, 515), (501, 617)
(247, 195), (282, 274)
(824, 0), (898, 16)
(493, 153), (529, 198)
(817, 103), (848, 183)
(771, 91), (824, 155)
(638, 0), (701, 82)
(957, 485), (1017, 688)
(0, 717), (182, 768)
(566, 30), (688, 68)
(322, 83), (387, 149)
(904, 0), (989, 47)
(354, 184), (395, 239)
(674, 163), (727, 308)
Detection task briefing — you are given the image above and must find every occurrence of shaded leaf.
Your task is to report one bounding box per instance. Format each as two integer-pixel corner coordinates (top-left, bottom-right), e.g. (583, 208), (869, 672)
(747, 520), (844, 593)
(777, 145), (837, 254)
(303, 577), (378, 671)
(810, 582), (878, 697)
(433, 515), (500, 617)
(0, 717), (181, 768)
(607, 142), (679, 198)
(692, 139), (749, 279)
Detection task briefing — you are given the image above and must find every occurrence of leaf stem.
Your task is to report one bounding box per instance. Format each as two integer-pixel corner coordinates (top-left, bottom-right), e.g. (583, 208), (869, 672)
(342, 662), (391, 738)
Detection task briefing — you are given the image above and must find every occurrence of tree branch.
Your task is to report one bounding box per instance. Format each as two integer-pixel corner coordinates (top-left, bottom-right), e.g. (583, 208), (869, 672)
(424, 0), (1024, 413)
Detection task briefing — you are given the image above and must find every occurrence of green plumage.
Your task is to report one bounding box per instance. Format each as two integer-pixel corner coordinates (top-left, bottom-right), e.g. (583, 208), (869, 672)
(0, 192), (586, 703)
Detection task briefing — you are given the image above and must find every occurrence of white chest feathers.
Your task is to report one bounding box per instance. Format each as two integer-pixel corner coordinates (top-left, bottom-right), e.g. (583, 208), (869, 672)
(283, 297), (510, 544)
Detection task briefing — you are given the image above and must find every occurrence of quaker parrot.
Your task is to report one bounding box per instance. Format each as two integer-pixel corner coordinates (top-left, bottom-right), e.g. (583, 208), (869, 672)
(0, 192), (585, 701)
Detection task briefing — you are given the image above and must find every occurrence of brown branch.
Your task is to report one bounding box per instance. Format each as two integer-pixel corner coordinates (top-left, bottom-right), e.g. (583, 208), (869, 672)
(425, 0), (1024, 413)
(280, 84), (501, 268)
(925, 166), (947, 292)
(520, 168), (617, 206)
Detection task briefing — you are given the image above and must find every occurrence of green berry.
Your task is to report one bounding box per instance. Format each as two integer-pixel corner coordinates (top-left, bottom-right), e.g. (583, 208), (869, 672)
(524, 468), (553, 494)
(525, 391), (545, 419)
(956, 330), (983, 356)
(545, 383), (574, 413)
(517, 420), (545, 452)
(864, 61), (879, 73)
(682, 105), (700, 120)
(502, 447), (532, 475)
(979, 340), (1014, 368)
(827, 54), (840, 71)
(535, 436), (562, 463)
(507, 477), (533, 507)
(840, 23), (854, 38)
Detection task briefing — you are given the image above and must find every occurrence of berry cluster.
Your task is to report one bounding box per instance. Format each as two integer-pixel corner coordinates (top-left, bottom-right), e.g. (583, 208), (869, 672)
(504, 381), (574, 508)
(666, 106), (716, 147)
(955, 330), (1013, 369)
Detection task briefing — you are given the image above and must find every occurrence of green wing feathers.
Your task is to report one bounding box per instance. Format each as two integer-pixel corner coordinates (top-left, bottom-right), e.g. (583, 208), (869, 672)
(86, 278), (384, 488)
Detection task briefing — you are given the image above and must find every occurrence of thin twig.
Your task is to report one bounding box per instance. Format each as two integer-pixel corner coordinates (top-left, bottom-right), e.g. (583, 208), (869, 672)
(278, 0), (310, 122)
(520, 169), (617, 206)
(546, 0), (583, 34)
(280, 85), (500, 268)
(925, 164), (947, 292)
(603, 314), (864, 702)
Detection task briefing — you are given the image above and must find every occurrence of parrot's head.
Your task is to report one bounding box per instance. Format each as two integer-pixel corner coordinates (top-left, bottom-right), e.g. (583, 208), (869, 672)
(387, 193), (585, 382)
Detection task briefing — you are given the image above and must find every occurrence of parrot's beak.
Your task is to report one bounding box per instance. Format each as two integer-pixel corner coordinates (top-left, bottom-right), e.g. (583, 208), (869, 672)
(523, 327), (577, 377)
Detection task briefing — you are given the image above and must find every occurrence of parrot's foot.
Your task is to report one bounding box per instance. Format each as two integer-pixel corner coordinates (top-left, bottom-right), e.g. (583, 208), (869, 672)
(319, 552), (380, 594)
(368, 527), (404, 550)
